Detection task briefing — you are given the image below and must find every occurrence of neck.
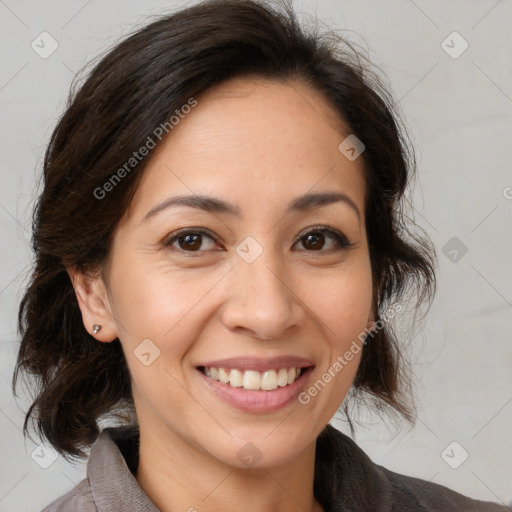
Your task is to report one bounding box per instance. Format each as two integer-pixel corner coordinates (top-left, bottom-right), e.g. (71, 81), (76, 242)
(135, 421), (324, 512)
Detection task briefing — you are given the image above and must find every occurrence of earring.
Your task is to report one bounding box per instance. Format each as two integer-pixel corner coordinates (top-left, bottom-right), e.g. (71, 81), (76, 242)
(92, 324), (102, 335)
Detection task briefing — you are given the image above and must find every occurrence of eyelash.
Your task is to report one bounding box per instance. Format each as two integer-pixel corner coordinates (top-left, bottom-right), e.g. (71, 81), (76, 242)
(162, 225), (354, 255)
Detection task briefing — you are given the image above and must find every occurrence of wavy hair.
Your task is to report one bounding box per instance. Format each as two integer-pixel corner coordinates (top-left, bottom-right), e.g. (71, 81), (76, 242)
(12, 0), (436, 460)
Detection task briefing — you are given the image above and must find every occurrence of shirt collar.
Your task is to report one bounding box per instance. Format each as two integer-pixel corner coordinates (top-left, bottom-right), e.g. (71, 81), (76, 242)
(87, 423), (392, 512)
(87, 424), (160, 511)
(314, 424), (393, 511)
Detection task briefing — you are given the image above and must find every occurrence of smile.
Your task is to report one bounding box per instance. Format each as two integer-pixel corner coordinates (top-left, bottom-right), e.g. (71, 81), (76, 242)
(196, 363), (314, 413)
(200, 366), (303, 391)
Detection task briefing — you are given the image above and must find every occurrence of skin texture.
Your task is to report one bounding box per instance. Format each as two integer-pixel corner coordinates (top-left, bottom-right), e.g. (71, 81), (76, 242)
(69, 77), (375, 512)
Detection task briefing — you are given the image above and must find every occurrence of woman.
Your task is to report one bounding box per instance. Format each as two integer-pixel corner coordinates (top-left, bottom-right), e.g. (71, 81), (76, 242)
(12, 0), (510, 511)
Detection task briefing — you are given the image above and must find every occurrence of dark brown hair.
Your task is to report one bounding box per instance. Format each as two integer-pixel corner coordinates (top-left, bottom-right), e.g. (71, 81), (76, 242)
(12, 0), (436, 461)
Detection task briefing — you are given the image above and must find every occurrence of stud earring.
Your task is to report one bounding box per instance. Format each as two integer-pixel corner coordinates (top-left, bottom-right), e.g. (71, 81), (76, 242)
(92, 324), (102, 335)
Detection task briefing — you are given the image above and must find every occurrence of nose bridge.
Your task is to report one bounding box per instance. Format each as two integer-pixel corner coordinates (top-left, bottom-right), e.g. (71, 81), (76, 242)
(221, 235), (304, 339)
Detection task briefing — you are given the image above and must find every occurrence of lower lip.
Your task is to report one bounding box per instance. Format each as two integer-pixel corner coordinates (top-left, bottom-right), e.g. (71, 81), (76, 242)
(197, 367), (314, 413)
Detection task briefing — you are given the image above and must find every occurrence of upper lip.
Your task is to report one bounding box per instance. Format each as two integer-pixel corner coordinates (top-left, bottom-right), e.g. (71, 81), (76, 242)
(198, 356), (314, 372)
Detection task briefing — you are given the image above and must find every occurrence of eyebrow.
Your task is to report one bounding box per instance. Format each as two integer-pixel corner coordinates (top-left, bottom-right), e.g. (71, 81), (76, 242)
(143, 191), (361, 222)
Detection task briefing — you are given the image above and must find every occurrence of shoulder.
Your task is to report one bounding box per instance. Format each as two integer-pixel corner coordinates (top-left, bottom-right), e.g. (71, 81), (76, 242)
(40, 477), (96, 512)
(380, 465), (511, 511)
(40, 424), (158, 512)
(316, 424), (511, 512)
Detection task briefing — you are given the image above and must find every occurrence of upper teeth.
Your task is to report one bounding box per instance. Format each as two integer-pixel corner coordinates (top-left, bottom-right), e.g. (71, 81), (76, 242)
(203, 367), (302, 391)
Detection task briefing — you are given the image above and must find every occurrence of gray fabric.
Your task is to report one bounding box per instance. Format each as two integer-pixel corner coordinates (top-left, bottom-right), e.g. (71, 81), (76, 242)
(41, 423), (511, 512)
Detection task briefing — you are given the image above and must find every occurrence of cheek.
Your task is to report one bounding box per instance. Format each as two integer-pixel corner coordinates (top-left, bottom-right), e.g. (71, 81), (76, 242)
(108, 257), (200, 338)
(304, 262), (373, 344)
(110, 264), (209, 412)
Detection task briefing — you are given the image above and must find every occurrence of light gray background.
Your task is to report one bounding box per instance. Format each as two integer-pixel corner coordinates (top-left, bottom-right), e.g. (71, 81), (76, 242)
(1, 0), (511, 510)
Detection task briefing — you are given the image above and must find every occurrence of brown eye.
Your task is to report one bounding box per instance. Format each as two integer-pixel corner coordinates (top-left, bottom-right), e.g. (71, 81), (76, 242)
(164, 229), (218, 252)
(296, 227), (352, 252)
(163, 226), (353, 255)
(301, 231), (325, 251)
(177, 233), (202, 251)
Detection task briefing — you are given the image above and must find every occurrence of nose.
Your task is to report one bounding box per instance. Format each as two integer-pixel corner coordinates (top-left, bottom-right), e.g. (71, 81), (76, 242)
(220, 247), (306, 341)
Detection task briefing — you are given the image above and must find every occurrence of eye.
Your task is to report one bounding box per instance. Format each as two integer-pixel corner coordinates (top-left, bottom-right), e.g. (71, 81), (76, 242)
(163, 228), (220, 253)
(294, 226), (353, 252)
(163, 225), (354, 255)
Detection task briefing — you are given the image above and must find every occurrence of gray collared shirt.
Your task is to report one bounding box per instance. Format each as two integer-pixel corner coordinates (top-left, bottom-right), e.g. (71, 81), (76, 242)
(41, 424), (511, 512)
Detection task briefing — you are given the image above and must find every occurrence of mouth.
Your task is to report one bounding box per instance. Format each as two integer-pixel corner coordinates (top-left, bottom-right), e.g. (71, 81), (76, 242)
(198, 365), (307, 391)
(195, 358), (314, 413)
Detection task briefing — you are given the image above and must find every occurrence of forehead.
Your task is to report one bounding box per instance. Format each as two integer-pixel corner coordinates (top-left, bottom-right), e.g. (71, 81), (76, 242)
(124, 77), (366, 222)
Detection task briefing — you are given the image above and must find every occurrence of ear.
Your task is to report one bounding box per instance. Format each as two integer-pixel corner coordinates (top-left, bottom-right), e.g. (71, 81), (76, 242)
(67, 267), (118, 342)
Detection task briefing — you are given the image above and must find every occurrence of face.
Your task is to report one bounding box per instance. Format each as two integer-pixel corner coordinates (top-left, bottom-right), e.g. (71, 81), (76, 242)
(74, 77), (374, 469)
